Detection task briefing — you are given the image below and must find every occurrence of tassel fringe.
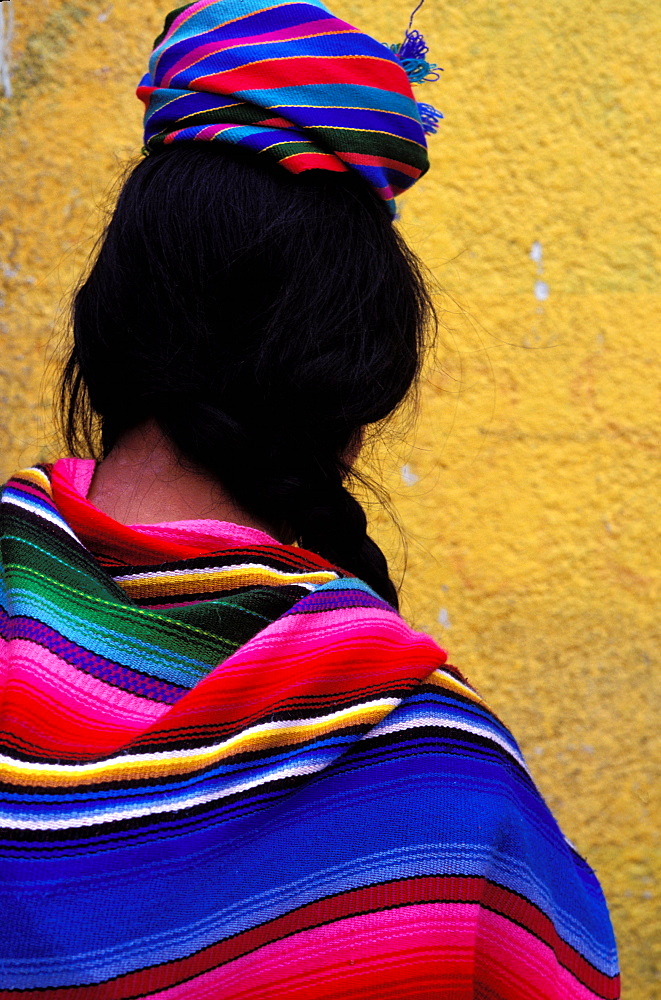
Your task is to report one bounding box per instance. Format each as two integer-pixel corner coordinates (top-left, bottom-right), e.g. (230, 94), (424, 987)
(389, 8), (443, 137)
(417, 102), (444, 135)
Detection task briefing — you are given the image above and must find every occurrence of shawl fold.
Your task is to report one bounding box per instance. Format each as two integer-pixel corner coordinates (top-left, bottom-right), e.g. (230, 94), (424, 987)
(0, 461), (619, 998)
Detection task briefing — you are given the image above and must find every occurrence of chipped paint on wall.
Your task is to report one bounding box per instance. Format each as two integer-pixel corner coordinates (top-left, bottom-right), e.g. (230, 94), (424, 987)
(534, 279), (550, 302)
(437, 607), (452, 629)
(401, 464), (420, 486)
(0, 1), (14, 98)
(530, 241), (550, 301)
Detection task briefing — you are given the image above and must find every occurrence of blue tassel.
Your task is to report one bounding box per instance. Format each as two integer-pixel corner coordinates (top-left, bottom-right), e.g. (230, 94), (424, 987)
(398, 29), (433, 65)
(417, 102), (444, 135)
(389, 2), (443, 135)
(390, 32), (442, 85)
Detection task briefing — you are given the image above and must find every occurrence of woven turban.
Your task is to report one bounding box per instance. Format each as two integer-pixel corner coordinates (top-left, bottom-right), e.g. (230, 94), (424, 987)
(137, 0), (441, 215)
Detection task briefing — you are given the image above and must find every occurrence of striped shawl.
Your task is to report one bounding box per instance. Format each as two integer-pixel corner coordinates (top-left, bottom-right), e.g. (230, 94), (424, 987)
(0, 460), (619, 998)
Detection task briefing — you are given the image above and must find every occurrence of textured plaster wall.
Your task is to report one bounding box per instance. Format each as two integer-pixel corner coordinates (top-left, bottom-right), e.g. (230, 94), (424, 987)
(0, 0), (659, 994)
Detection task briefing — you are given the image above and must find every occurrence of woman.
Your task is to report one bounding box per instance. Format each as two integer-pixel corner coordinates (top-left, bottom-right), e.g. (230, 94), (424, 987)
(0, 1), (619, 997)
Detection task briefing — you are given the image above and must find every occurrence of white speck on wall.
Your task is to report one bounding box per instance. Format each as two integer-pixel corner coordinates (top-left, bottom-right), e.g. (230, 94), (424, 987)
(437, 608), (451, 628)
(401, 464), (419, 486)
(529, 241), (544, 270)
(2, 261), (18, 279)
(534, 280), (550, 302)
(98, 6), (114, 22)
(0, 1), (14, 99)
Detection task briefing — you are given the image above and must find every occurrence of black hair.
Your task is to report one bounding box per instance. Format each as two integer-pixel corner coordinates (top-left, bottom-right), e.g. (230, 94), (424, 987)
(59, 144), (434, 608)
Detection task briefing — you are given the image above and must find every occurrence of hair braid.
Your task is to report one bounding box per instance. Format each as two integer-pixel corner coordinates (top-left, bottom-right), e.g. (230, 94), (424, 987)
(296, 481), (399, 609)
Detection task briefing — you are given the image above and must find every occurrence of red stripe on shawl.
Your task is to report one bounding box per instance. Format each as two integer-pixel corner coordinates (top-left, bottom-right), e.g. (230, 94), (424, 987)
(0, 878), (617, 998)
(191, 55), (413, 98)
(161, 20), (359, 87)
(0, 639), (165, 760)
(1, 603), (443, 761)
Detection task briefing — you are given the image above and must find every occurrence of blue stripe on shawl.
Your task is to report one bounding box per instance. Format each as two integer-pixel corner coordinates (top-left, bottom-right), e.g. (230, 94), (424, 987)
(0, 741), (618, 987)
(0, 695), (528, 823)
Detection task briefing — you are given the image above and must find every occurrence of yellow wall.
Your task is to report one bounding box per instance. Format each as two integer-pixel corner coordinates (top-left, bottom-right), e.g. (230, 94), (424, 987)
(1, 0), (659, 993)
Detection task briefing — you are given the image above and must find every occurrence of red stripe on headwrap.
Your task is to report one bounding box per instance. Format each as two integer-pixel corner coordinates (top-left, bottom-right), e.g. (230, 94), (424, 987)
(191, 55), (413, 97)
(279, 151), (349, 173)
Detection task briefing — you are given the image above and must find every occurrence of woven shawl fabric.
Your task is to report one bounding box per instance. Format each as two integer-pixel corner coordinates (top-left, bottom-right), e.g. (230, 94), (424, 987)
(137, 0), (431, 214)
(0, 461), (619, 998)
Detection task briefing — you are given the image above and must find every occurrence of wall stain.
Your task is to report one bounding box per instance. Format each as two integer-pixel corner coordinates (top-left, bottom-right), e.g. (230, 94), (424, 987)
(0, 2), (93, 133)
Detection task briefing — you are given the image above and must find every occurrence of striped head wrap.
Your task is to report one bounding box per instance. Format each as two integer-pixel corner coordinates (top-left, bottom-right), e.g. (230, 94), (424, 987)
(137, 0), (442, 215)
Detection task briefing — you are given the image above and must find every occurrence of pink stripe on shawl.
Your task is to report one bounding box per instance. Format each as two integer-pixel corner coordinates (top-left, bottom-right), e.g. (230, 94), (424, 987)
(56, 456), (96, 497)
(143, 903), (603, 999)
(0, 641), (165, 756)
(186, 605), (443, 702)
(132, 604), (446, 750)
